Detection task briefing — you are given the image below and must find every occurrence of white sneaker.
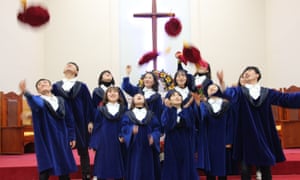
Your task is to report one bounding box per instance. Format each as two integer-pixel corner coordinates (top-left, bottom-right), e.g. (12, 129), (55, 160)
(256, 169), (262, 180)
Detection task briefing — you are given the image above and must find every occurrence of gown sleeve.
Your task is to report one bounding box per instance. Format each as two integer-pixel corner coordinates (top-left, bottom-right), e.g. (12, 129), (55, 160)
(121, 77), (140, 96)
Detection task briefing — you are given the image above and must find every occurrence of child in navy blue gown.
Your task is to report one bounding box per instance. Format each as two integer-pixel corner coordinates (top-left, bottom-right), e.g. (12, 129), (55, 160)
(163, 62), (198, 168)
(197, 82), (236, 180)
(89, 86), (127, 180)
(92, 70), (127, 108)
(161, 90), (198, 180)
(122, 65), (163, 122)
(19, 79), (77, 180)
(219, 66), (300, 179)
(121, 93), (161, 180)
(52, 62), (94, 179)
(164, 62), (195, 108)
(122, 65), (163, 179)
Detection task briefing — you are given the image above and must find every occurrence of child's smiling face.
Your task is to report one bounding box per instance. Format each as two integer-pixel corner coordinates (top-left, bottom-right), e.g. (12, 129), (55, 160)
(169, 91), (182, 107)
(133, 93), (145, 107)
(143, 73), (155, 88)
(106, 87), (119, 103)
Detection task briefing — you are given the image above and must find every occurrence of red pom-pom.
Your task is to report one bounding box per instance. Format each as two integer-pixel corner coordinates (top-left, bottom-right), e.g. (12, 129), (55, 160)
(138, 51), (159, 65)
(175, 51), (187, 65)
(165, 17), (182, 37)
(17, 6), (50, 27)
(182, 44), (202, 64)
(199, 59), (209, 69)
(17, 13), (27, 23)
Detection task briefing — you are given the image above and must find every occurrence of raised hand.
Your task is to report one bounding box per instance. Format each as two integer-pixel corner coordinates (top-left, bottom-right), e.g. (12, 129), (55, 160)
(216, 70), (224, 84)
(126, 65), (132, 76)
(19, 80), (26, 94)
(217, 70), (226, 91)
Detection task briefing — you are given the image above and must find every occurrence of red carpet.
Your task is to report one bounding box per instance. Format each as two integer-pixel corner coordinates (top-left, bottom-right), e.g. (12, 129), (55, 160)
(0, 150), (96, 180)
(0, 149), (300, 179)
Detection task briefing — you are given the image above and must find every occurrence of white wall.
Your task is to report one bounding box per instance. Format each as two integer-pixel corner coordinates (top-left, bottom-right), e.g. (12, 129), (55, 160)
(0, 0), (45, 93)
(1, 0), (300, 93)
(266, 0), (300, 88)
(45, 0), (120, 90)
(191, 0), (266, 86)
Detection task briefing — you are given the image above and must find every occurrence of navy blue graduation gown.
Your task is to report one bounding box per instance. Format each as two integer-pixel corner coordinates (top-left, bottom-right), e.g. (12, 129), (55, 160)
(24, 92), (77, 175)
(198, 100), (234, 176)
(161, 106), (198, 180)
(92, 86), (106, 107)
(122, 77), (164, 180)
(121, 110), (161, 180)
(92, 86), (128, 108)
(121, 77), (163, 121)
(225, 86), (300, 166)
(165, 89), (197, 151)
(89, 104), (127, 178)
(52, 81), (94, 148)
(165, 88), (194, 108)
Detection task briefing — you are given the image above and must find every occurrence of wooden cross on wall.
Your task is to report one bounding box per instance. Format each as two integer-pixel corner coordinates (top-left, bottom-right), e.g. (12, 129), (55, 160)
(134, 0), (175, 70)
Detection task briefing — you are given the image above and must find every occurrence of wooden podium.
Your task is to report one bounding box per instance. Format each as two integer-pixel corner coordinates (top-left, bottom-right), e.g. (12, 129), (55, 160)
(0, 91), (24, 154)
